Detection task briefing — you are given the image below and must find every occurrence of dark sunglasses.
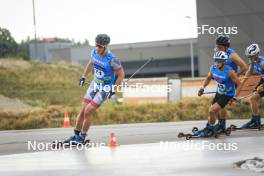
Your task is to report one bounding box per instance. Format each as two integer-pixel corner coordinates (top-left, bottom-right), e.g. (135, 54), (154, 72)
(214, 59), (226, 64)
(96, 44), (105, 48)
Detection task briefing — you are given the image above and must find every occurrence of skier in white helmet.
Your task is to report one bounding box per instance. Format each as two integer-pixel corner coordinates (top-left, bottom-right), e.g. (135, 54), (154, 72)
(242, 43), (264, 128)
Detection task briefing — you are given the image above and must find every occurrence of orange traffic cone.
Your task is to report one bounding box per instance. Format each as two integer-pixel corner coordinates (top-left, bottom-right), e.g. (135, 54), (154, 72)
(63, 112), (71, 128)
(108, 132), (119, 147)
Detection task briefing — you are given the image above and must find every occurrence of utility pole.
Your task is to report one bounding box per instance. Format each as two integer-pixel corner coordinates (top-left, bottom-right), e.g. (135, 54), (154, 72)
(32, 0), (37, 59)
(185, 16), (194, 78)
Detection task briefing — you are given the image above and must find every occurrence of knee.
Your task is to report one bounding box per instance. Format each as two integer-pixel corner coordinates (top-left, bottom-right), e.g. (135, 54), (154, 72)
(83, 109), (91, 117)
(221, 108), (226, 113)
(209, 107), (216, 114)
(83, 107), (94, 117)
(250, 95), (258, 103)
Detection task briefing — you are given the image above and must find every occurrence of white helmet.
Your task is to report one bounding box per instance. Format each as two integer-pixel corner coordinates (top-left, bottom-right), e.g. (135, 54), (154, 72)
(213, 51), (228, 62)
(245, 43), (260, 57)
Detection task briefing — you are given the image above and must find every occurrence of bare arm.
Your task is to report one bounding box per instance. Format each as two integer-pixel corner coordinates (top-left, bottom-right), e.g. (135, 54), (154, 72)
(201, 71), (213, 89)
(114, 67), (125, 89)
(230, 53), (248, 76)
(245, 64), (253, 77)
(83, 60), (93, 77)
(197, 68), (213, 96)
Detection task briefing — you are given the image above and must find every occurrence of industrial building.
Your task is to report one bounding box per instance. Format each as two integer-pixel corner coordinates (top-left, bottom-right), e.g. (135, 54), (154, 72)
(30, 0), (264, 78)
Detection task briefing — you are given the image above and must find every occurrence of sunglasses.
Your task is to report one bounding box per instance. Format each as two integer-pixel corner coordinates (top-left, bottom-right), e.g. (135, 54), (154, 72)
(214, 59), (226, 64)
(96, 44), (105, 48)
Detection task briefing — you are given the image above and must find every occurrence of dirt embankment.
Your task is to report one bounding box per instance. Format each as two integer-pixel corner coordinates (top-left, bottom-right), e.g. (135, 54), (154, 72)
(0, 95), (32, 112)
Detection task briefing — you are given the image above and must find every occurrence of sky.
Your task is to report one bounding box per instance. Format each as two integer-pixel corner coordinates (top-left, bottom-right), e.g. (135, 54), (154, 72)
(0, 0), (197, 44)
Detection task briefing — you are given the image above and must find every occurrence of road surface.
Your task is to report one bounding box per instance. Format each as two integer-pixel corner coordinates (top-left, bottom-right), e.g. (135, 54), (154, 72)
(0, 119), (263, 175)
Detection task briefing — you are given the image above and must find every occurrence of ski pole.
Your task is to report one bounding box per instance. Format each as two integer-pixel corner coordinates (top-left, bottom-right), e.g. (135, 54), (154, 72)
(202, 91), (216, 95)
(124, 57), (154, 83)
(108, 57), (154, 99)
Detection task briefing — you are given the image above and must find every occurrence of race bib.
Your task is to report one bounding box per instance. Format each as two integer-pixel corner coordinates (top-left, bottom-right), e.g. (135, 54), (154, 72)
(217, 83), (226, 94)
(94, 67), (105, 78)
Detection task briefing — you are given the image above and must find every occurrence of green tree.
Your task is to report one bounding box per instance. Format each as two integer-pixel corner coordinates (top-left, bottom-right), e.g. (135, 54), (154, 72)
(17, 40), (30, 60)
(0, 27), (17, 57)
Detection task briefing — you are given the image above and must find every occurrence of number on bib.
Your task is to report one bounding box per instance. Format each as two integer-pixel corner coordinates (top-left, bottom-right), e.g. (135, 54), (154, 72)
(217, 83), (226, 94)
(94, 68), (105, 78)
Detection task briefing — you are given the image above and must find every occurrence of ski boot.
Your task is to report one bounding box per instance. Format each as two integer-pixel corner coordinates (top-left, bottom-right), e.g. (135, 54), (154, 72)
(64, 134), (83, 144)
(214, 119), (231, 136)
(241, 115), (261, 129)
(192, 123), (214, 137)
(178, 123), (216, 140)
(51, 134), (80, 148)
(229, 115), (263, 131)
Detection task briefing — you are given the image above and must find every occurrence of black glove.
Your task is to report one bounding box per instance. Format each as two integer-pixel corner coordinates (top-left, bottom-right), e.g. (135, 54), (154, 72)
(198, 88), (204, 96)
(79, 76), (86, 87)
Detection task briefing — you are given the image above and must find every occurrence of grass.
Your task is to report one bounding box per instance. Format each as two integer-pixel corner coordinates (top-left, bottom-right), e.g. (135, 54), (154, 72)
(0, 58), (92, 107)
(0, 58), (263, 130)
(0, 98), (263, 130)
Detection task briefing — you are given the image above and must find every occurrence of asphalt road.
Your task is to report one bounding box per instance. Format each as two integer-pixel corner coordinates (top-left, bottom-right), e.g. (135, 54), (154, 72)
(0, 119), (263, 176)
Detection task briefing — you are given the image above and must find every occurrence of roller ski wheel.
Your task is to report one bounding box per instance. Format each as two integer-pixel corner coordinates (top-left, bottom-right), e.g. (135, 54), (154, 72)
(225, 127), (232, 136)
(177, 132), (194, 139)
(192, 127), (199, 133)
(229, 124), (237, 131)
(211, 132), (218, 139)
(186, 134), (192, 140)
(83, 139), (91, 145)
(178, 132), (185, 138)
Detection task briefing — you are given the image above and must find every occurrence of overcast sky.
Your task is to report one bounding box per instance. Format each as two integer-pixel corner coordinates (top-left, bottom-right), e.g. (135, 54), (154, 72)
(0, 0), (197, 44)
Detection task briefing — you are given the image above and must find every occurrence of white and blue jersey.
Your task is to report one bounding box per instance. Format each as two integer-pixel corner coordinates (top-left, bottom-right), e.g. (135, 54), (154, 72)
(91, 49), (122, 86)
(211, 65), (236, 96)
(226, 48), (238, 73)
(83, 49), (122, 108)
(250, 56), (264, 79)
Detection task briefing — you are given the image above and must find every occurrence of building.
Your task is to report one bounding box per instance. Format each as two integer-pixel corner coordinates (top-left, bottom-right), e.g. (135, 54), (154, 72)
(197, 0), (264, 75)
(30, 0), (264, 78)
(46, 38), (199, 78)
(29, 38), (73, 62)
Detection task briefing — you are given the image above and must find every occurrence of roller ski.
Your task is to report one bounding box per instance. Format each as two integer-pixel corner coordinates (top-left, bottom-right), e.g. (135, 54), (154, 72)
(178, 123), (217, 140)
(178, 132), (215, 140)
(189, 120), (231, 138)
(229, 124), (264, 131)
(229, 116), (263, 131)
(51, 134), (90, 149)
(229, 116), (264, 131)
